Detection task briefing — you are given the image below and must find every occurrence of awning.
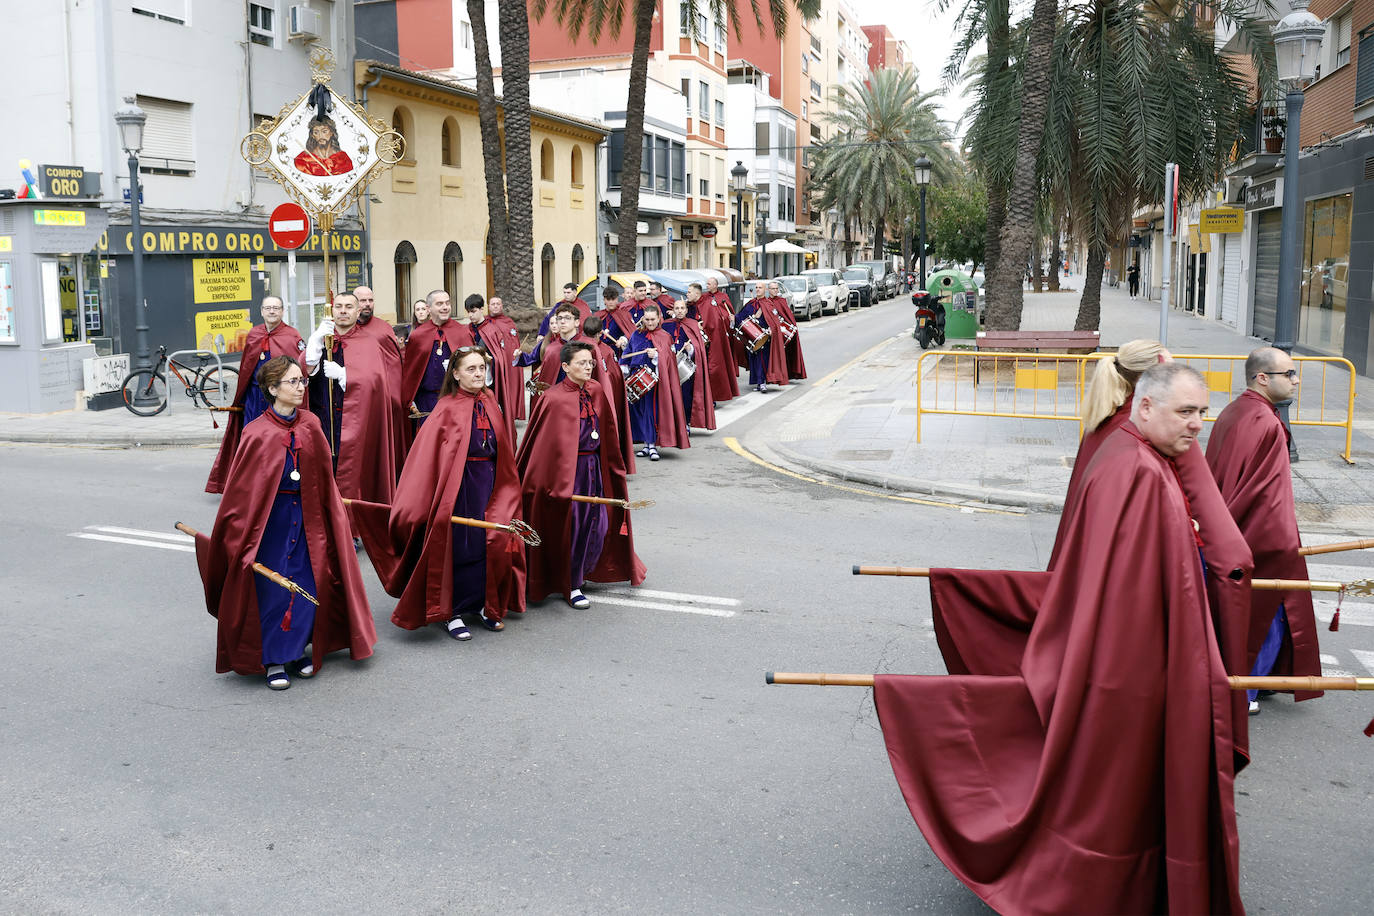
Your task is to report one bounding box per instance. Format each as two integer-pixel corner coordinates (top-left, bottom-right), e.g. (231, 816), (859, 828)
(747, 239), (809, 254)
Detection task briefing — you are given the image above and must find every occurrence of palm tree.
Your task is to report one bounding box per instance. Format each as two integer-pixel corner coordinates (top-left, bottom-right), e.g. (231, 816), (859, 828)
(467, 0), (537, 329)
(811, 69), (952, 259)
(531, 0), (820, 271)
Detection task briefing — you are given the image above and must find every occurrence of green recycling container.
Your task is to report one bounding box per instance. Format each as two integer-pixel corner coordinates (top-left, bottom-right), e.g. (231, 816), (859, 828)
(926, 270), (980, 340)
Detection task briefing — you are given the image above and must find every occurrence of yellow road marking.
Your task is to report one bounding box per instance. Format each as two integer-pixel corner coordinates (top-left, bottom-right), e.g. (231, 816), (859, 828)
(722, 437), (1019, 515)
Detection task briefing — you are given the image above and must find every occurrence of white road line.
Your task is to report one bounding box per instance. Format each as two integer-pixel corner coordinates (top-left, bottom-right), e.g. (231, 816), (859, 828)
(1351, 649), (1374, 675)
(711, 390), (779, 432)
(1312, 596), (1374, 627)
(1321, 653), (1340, 665)
(1302, 562), (1374, 584)
(86, 525), (191, 543)
(592, 594), (736, 618)
(1300, 532), (1374, 548)
(71, 532), (195, 552)
(599, 587), (740, 607)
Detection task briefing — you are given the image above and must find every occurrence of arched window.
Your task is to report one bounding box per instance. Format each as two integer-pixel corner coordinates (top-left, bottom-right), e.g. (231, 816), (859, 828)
(540, 139), (554, 182)
(540, 242), (556, 308)
(441, 118), (460, 167)
(394, 241), (417, 316)
(570, 146), (584, 186)
(443, 241), (463, 299)
(571, 243), (585, 284)
(391, 107), (414, 158)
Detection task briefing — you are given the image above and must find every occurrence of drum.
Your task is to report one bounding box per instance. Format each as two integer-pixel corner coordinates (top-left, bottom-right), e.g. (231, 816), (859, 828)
(737, 317), (771, 354)
(675, 342), (696, 384)
(772, 312), (798, 345)
(625, 365), (658, 404)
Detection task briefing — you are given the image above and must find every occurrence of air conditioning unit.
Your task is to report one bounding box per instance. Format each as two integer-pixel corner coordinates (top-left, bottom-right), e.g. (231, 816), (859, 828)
(289, 5), (321, 40)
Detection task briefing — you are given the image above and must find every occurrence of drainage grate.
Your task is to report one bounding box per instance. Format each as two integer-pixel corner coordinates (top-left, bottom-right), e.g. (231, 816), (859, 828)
(1010, 436), (1053, 446)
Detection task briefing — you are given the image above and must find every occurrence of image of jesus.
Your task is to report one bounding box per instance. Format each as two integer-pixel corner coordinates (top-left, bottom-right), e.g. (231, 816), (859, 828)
(293, 115), (355, 177)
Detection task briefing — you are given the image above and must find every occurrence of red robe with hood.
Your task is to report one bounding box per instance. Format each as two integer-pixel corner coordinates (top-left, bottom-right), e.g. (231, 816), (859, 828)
(696, 291), (739, 401)
(205, 322), (305, 493)
(355, 312), (410, 463)
(312, 323), (405, 507)
(735, 298), (789, 384)
(625, 326), (691, 449)
(516, 378), (646, 602)
(400, 320), (471, 410)
(462, 317), (520, 438)
(768, 296), (807, 380)
(350, 389), (527, 626)
(485, 313), (526, 419)
(577, 334), (636, 474)
(1206, 388), (1323, 699)
(877, 422), (1243, 915)
(192, 408), (377, 675)
(664, 316), (715, 429)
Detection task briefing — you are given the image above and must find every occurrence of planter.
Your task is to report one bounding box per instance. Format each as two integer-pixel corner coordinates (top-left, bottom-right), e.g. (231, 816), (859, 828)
(1263, 136), (1284, 154)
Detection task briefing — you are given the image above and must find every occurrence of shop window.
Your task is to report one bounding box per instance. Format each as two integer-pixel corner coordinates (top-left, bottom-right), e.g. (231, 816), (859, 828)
(541, 243), (555, 309)
(443, 242), (463, 298)
(394, 241), (417, 317)
(1298, 193), (1352, 354)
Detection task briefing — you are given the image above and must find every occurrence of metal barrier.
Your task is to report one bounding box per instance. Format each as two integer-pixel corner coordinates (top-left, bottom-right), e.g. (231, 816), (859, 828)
(916, 350), (1358, 462)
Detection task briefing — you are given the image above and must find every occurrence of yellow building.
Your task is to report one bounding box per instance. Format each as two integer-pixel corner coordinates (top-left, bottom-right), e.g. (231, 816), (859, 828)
(357, 61), (605, 322)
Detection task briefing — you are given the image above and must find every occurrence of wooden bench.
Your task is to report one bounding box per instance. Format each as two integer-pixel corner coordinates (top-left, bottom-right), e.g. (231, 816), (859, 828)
(972, 330), (1100, 385)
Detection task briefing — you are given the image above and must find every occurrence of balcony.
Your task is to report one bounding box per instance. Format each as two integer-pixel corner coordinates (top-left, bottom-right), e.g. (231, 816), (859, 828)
(1227, 96), (1285, 178)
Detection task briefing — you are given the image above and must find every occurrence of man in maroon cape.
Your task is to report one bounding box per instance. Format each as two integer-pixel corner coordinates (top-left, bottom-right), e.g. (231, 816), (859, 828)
(537, 282), (593, 336)
(517, 341), (645, 608)
(484, 297), (526, 420)
(1207, 346), (1323, 712)
(767, 280), (807, 380)
(353, 284), (410, 463)
(352, 285), (399, 344)
(191, 392), (376, 680)
(694, 279), (739, 403)
(350, 378), (526, 632)
(735, 282), (789, 389)
(461, 294), (521, 438)
(648, 281), (675, 315)
(305, 293), (405, 508)
(599, 286), (641, 355)
(664, 298), (716, 430)
(400, 289), (470, 431)
(519, 304), (582, 393)
(875, 364), (1244, 915)
(580, 315), (636, 474)
(206, 296), (305, 494)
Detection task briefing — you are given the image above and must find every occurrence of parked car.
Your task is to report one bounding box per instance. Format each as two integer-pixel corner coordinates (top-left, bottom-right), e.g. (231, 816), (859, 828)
(800, 268), (848, 314)
(857, 260), (900, 300)
(775, 275), (823, 321)
(842, 265), (877, 307)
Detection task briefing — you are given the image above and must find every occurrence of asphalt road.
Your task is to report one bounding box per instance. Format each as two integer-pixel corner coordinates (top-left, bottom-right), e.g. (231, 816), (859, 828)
(2, 296), (1369, 914)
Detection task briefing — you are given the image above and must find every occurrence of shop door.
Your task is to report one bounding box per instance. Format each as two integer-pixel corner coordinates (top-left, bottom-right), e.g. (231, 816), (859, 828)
(1252, 210), (1282, 341)
(1219, 234), (1241, 327)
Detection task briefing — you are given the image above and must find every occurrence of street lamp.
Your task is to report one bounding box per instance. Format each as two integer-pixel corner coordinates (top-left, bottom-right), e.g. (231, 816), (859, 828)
(1272, 0), (1323, 460)
(756, 190), (771, 279)
(914, 154), (932, 291)
(114, 97), (150, 372)
(731, 160), (749, 273)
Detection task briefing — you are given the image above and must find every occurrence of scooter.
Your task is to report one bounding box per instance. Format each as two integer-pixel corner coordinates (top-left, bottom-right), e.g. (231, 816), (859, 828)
(912, 290), (945, 349)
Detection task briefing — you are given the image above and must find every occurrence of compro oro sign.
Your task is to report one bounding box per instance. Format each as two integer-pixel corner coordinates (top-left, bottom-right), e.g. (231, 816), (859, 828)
(1199, 207), (1245, 233)
(193, 258), (252, 305)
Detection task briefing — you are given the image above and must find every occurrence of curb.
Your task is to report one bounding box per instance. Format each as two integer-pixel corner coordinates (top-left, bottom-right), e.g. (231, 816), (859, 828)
(0, 427), (223, 448)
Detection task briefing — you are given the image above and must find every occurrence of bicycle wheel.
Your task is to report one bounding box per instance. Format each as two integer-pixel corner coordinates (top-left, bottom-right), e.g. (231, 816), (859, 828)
(121, 369), (169, 416)
(198, 365), (240, 408)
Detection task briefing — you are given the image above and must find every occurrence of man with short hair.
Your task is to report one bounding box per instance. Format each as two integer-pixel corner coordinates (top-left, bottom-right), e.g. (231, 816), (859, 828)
(461, 294), (520, 435)
(537, 282), (593, 336)
(483, 296), (526, 419)
(519, 303), (582, 392)
(620, 303), (690, 459)
(767, 279), (807, 381)
(875, 363), (1243, 914)
(626, 281), (649, 322)
(699, 278), (739, 401)
(1207, 347), (1322, 714)
(205, 296), (306, 493)
(648, 281), (674, 313)
(600, 286), (637, 354)
(734, 281), (789, 392)
(400, 289), (468, 430)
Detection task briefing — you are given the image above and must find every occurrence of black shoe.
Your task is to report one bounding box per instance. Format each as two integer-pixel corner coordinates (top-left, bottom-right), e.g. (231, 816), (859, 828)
(287, 656), (316, 679)
(479, 610), (504, 631)
(266, 667), (291, 690)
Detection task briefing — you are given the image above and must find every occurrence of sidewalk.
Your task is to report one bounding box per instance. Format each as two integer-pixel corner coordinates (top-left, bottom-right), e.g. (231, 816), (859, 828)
(748, 283), (1374, 528)
(0, 400), (225, 447)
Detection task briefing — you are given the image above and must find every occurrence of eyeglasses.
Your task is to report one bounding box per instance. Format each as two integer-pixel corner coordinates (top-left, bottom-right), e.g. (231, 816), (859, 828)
(1256, 369), (1299, 380)
(277, 377), (307, 387)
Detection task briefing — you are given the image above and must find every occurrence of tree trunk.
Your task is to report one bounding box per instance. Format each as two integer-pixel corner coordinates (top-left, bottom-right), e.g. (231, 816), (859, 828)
(1047, 218), (1061, 292)
(983, 0), (1058, 331)
(1074, 243), (1106, 330)
(980, 4), (1010, 285)
(1031, 234), (1044, 292)
(614, 0), (657, 272)
(495, 0), (536, 330)
(873, 215), (886, 263)
(843, 215), (854, 265)
(467, 0), (508, 316)
(901, 220), (913, 290)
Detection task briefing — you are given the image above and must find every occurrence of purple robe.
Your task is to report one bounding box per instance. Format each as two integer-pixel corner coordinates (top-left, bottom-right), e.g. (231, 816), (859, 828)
(253, 415), (317, 665)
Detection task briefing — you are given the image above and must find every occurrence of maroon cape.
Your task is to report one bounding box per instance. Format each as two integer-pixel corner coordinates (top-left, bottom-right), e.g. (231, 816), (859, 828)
(462, 318), (520, 438)
(486, 314), (526, 419)
(767, 296), (807, 380)
(665, 316), (715, 430)
(205, 322), (305, 494)
(1206, 389), (1322, 700)
(601, 305), (640, 348)
(350, 389), (526, 627)
(637, 327), (691, 449)
(697, 291), (739, 401)
(578, 334), (636, 475)
(878, 422), (1243, 915)
(400, 320), (470, 409)
(324, 324), (405, 506)
(735, 299), (789, 384)
(516, 378), (646, 602)
(534, 332), (580, 389)
(192, 408), (377, 675)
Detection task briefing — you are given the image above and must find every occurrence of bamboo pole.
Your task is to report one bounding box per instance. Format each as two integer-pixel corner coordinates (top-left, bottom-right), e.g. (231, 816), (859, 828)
(570, 494), (655, 510)
(853, 565), (930, 577)
(1299, 537), (1374, 557)
(341, 498), (540, 546)
(852, 565), (1368, 594)
(175, 522), (319, 606)
(764, 671), (1374, 691)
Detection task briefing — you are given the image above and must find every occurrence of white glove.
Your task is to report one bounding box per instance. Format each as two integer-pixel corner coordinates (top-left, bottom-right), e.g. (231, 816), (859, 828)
(306, 319), (334, 365)
(322, 360), (346, 391)
(441, 358), (451, 373)
(648, 348), (658, 363)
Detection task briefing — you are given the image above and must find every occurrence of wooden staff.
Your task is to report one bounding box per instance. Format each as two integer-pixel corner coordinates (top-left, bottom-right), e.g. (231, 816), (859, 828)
(207, 405), (244, 413)
(853, 565), (929, 577)
(323, 332), (337, 457)
(1299, 537), (1374, 557)
(570, 494), (655, 510)
(853, 565), (1374, 596)
(341, 498), (541, 547)
(174, 522), (319, 607)
(763, 671), (1374, 691)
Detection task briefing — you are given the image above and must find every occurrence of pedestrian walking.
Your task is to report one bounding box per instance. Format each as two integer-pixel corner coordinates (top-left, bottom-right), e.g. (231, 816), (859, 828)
(1127, 262), (1140, 298)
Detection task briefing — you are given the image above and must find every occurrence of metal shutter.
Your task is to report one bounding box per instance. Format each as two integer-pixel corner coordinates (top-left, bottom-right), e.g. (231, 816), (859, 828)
(136, 96), (193, 162)
(1220, 234), (1241, 327)
(1252, 210), (1282, 340)
(1356, 28), (1374, 105)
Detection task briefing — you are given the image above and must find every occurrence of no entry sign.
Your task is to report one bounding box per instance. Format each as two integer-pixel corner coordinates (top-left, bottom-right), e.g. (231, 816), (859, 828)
(269, 202), (311, 250)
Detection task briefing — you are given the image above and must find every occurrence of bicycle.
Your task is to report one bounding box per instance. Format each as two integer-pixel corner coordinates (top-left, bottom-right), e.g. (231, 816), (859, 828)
(120, 345), (239, 417)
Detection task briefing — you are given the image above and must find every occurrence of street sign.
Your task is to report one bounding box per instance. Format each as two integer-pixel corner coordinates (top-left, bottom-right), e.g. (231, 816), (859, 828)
(269, 202), (311, 249)
(1199, 207), (1244, 233)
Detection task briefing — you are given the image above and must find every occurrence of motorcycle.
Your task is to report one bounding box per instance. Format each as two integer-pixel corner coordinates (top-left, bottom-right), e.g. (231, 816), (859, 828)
(912, 290), (945, 349)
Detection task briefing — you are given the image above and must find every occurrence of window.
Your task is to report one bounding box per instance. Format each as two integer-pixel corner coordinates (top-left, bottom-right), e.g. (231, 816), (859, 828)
(699, 81), (710, 119)
(135, 95), (194, 175)
(681, 77), (691, 113)
(715, 99), (725, 123)
(394, 241), (417, 318)
(654, 136), (669, 192)
(1298, 192), (1352, 354)
(715, 23), (727, 53)
(540, 243), (556, 309)
(607, 130), (625, 188)
(801, 101), (808, 121)
(811, 79), (822, 100)
(680, 4), (691, 34)
(571, 145), (584, 186)
(248, 2), (274, 46)
(391, 107), (412, 152)
(801, 54), (809, 74)
(811, 35), (822, 57)
(540, 139), (554, 181)
(641, 138), (651, 188)
(1336, 11), (1353, 68)
(441, 118), (460, 167)
(571, 244), (585, 284)
(755, 122), (770, 154)
(443, 242), (463, 299)
(132, 1), (186, 24)
(459, 19), (473, 49)
(698, 153), (710, 198)
(671, 141), (685, 195)
(714, 157), (725, 201)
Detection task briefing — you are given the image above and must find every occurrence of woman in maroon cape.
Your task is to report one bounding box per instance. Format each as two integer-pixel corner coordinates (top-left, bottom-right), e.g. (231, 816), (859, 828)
(517, 341), (645, 609)
(351, 348), (526, 640)
(206, 297), (305, 494)
(579, 315), (635, 474)
(192, 357), (376, 690)
(620, 303), (690, 460)
(664, 298), (716, 431)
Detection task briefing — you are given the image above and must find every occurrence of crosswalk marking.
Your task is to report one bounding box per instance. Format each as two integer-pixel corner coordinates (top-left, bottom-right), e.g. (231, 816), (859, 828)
(71, 532), (194, 553)
(711, 389), (778, 432)
(1351, 649), (1374, 676)
(593, 594), (736, 619)
(86, 525), (191, 543)
(600, 587), (739, 607)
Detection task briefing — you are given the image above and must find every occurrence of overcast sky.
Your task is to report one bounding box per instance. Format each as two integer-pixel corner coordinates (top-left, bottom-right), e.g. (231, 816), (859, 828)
(848, 0), (980, 137)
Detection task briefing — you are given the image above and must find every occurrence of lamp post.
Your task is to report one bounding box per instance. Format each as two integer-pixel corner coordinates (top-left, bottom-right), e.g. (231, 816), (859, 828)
(914, 155), (932, 291)
(114, 97), (150, 372)
(731, 160), (749, 273)
(756, 190), (770, 279)
(1272, 0), (1324, 461)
